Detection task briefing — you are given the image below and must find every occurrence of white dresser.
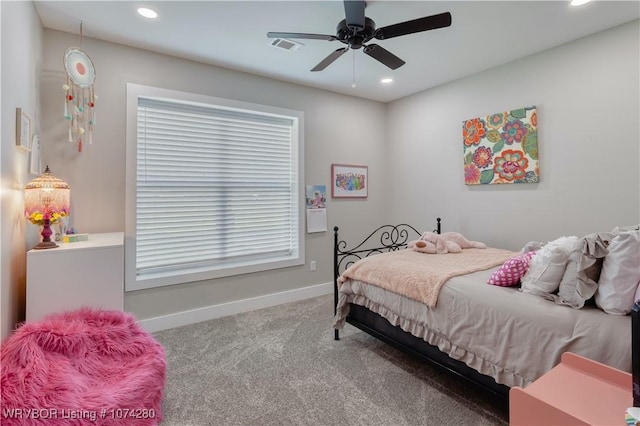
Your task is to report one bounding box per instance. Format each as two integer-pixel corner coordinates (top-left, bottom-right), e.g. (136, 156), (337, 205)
(26, 232), (124, 322)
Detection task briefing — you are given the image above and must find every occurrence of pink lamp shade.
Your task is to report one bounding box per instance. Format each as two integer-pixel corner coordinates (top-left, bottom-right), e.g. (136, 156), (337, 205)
(24, 166), (70, 249)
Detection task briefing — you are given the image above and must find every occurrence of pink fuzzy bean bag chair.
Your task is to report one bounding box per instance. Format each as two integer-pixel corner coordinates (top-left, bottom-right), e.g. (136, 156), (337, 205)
(1, 308), (166, 425)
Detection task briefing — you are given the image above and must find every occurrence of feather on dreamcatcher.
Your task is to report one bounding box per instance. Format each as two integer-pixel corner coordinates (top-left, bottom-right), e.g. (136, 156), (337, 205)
(63, 23), (96, 153)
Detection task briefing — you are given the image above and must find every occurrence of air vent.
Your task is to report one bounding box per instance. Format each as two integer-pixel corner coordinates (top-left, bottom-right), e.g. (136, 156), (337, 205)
(268, 38), (303, 52)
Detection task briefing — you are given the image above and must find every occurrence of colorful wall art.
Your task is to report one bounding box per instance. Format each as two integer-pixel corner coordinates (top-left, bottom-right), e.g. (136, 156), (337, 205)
(462, 106), (539, 185)
(331, 164), (368, 198)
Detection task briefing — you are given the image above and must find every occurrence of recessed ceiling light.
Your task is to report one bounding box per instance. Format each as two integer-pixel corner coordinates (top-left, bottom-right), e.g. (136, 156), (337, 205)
(137, 7), (158, 19)
(380, 78), (393, 84)
(570, 0), (590, 6)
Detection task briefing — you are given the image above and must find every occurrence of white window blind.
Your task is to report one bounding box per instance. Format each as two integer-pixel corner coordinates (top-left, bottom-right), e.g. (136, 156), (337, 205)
(133, 95), (301, 286)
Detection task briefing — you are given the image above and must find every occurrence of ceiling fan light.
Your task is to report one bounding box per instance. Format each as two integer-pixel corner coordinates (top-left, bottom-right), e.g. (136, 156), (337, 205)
(268, 5), (450, 72)
(137, 7), (158, 19)
(570, 0), (590, 6)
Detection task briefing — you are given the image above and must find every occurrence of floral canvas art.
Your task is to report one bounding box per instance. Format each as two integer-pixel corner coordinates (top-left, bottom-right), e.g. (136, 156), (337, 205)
(462, 106), (539, 185)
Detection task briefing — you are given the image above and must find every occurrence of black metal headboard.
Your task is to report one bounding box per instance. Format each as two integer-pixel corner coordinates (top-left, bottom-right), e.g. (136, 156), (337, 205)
(333, 218), (441, 278)
(333, 218), (441, 340)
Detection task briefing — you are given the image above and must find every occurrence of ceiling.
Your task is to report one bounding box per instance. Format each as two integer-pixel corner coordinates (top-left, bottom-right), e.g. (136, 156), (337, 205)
(35, 1), (640, 103)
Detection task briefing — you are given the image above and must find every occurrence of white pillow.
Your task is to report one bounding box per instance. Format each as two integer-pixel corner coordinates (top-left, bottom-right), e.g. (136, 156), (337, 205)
(612, 224), (640, 233)
(520, 241), (545, 254)
(595, 230), (640, 315)
(521, 236), (578, 298)
(555, 231), (616, 309)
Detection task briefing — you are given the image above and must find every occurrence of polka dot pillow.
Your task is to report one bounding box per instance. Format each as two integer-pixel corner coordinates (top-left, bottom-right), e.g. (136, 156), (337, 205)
(487, 251), (538, 287)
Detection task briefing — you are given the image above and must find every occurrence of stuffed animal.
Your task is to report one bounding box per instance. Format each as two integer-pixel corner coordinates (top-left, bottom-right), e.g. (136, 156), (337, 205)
(440, 232), (487, 249)
(408, 232), (462, 254)
(408, 239), (435, 254)
(408, 231), (486, 254)
(408, 240), (434, 253)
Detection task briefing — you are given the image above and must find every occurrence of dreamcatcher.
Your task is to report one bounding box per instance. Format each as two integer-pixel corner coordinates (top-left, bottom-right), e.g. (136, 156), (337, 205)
(63, 23), (96, 153)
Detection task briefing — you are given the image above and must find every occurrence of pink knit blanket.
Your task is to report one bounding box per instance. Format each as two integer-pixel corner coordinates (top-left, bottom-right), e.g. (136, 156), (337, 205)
(338, 247), (515, 307)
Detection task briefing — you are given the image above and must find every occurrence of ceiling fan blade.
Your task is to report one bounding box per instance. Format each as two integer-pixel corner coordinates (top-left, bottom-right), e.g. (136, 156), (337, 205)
(311, 47), (348, 72)
(363, 44), (405, 70)
(344, 0), (366, 32)
(267, 32), (336, 41)
(374, 12), (452, 40)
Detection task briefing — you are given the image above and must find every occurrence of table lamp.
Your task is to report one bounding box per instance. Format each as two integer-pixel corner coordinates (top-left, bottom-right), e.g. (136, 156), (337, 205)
(24, 166), (70, 249)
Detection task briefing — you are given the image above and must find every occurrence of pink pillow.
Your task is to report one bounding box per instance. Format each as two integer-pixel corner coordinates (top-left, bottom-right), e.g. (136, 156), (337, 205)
(487, 251), (537, 287)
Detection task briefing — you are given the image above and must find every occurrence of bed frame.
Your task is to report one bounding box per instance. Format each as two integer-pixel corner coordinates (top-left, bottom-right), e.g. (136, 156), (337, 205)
(333, 219), (640, 404)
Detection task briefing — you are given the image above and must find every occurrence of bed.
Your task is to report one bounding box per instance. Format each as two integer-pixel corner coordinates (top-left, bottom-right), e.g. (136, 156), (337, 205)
(332, 219), (637, 402)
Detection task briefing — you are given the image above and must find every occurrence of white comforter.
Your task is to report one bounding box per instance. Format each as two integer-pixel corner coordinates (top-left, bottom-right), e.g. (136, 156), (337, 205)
(334, 267), (631, 388)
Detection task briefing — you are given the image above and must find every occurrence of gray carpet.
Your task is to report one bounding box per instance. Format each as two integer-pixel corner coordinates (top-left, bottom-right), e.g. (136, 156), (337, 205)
(153, 294), (508, 425)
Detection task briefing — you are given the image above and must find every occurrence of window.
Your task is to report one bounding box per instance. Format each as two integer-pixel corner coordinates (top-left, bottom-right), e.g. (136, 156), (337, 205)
(125, 84), (304, 291)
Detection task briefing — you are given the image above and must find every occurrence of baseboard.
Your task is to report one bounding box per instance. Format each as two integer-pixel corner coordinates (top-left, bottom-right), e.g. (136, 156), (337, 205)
(139, 281), (333, 333)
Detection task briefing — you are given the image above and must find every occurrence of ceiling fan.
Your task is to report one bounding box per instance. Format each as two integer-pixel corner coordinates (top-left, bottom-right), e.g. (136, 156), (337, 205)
(267, 1), (452, 72)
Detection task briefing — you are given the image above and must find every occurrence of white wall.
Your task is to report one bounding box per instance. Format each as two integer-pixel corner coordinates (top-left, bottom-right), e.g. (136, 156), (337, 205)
(10, 12), (639, 333)
(0, 1), (43, 340)
(40, 30), (388, 322)
(387, 20), (640, 250)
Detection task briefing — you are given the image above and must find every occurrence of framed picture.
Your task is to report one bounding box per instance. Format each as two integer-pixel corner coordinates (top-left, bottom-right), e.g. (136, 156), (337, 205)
(331, 164), (368, 198)
(462, 106), (539, 185)
(16, 108), (32, 152)
(30, 134), (42, 176)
